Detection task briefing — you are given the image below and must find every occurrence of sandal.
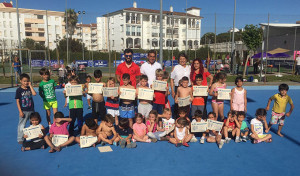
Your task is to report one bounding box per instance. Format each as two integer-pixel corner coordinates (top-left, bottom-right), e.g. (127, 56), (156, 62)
(266, 138), (272, 143)
(253, 139), (262, 144)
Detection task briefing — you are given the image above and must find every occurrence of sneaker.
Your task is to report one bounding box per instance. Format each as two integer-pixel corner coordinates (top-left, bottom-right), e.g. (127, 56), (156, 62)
(225, 138), (231, 144)
(88, 106), (92, 110)
(182, 142), (189, 147)
(132, 139), (137, 143)
(242, 136), (247, 142)
(253, 139), (262, 144)
(190, 136), (198, 142)
(146, 139), (151, 143)
(176, 143), (182, 147)
(120, 139), (126, 148)
(235, 137), (241, 143)
(127, 142), (137, 148)
(151, 138), (157, 143)
(100, 141), (106, 146)
(113, 141), (118, 146)
(219, 139), (225, 149)
(200, 138), (205, 144)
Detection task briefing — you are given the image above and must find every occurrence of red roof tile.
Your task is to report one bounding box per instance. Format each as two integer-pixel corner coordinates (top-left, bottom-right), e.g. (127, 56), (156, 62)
(2, 2), (13, 8)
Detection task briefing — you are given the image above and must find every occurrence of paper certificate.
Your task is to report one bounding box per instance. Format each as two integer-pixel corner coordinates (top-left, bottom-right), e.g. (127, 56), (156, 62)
(217, 89), (231, 100)
(88, 83), (104, 94)
(80, 136), (98, 148)
(52, 135), (68, 147)
(165, 125), (175, 135)
(66, 85), (83, 96)
(103, 87), (118, 97)
(191, 122), (208, 133)
(178, 96), (191, 107)
(23, 126), (43, 140)
(193, 86), (208, 96)
(207, 119), (224, 131)
(138, 88), (154, 101)
(120, 88), (136, 100)
(152, 80), (167, 91)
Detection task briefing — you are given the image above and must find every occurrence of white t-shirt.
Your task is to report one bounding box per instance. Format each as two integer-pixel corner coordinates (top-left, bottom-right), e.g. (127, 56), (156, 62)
(250, 118), (263, 135)
(192, 119), (206, 123)
(170, 65), (191, 86)
(140, 61), (162, 86)
(296, 57), (300, 66)
(64, 82), (71, 104)
(162, 118), (175, 131)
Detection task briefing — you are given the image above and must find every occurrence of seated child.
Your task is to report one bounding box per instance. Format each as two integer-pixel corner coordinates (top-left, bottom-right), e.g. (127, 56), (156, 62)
(206, 112), (225, 149)
(44, 112), (75, 153)
(175, 76), (193, 116)
(190, 110), (206, 143)
(237, 111), (249, 142)
(22, 112), (46, 151)
(176, 108), (191, 126)
(132, 113), (151, 143)
(75, 118), (100, 147)
(114, 118), (136, 148)
(97, 114), (117, 145)
(250, 108), (272, 144)
(222, 110), (241, 143)
(169, 118), (193, 147)
(158, 108), (175, 140)
(146, 110), (165, 142)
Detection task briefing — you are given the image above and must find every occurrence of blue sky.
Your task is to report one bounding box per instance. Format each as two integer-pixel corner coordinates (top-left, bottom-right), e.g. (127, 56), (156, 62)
(14, 0), (300, 36)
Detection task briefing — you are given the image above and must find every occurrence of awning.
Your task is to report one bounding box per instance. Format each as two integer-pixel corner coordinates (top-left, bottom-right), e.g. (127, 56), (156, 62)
(268, 48), (290, 54)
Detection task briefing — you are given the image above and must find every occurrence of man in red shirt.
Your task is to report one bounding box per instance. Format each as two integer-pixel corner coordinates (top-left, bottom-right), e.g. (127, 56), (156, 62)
(116, 49), (141, 87)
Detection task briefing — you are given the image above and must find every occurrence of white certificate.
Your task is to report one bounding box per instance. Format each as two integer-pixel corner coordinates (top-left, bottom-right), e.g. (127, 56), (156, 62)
(165, 125), (175, 135)
(120, 88), (136, 100)
(217, 89), (231, 100)
(88, 83), (104, 94)
(207, 119), (224, 131)
(80, 136), (98, 148)
(138, 88), (154, 101)
(66, 85), (83, 96)
(152, 80), (167, 91)
(23, 126), (43, 140)
(178, 96), (191, 107)
(193, 86), (208, 96)
(191, 122), (208, 133)
(103, 87), (118, 97)
(52, 135), (68, 147)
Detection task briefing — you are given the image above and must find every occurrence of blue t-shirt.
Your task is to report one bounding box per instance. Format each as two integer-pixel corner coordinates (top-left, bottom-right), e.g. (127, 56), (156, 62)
(15, 87), (34, 111)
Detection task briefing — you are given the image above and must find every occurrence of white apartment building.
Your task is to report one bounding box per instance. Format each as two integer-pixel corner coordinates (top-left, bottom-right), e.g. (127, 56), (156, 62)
(97, 2), (203, 52)
(73, 23), (98, 51)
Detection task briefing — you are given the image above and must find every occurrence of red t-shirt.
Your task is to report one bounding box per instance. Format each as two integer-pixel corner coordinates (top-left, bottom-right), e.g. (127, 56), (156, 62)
(223, 119), (236, 129)
(116, 62), (141, 88)
(191, 71), (211, 86)
(154, 83), (168, 104)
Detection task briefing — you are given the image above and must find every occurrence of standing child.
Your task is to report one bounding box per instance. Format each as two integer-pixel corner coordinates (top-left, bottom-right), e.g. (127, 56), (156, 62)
(119, 73), (136, 128)
(15, 73), (37, 144)
(22, 112), (45, 151)
(265, 84), (294, 137)
(85, 75), (92, 110)
(132, 113), (151, 143)
(250, 108), (272, 144)
(163, 71), (171, 109)
(63, 72), (72, 107)
(137, 75), (152, 118)
(206, 112), (225, 149)
(237, 111), (249, 142)
(152, 69), (169, 114)
(97, 114), (118, 145)
(209, 72), (227, 121)
(114, 118), (136, 148)
(91, 70), (106, 123)
(44, 112), (75, 153)
(222, 110), (241, 143)
(175, 76), (193, 117)
(190, 110), (206, 143)
(39, 67), (57, 126)
(146, 110), (165, 142)
(105, 77), (119, 121)
(191, 74), (206, 117)
(169, 118), (193, 147)
(75, 118), (100, 147)
(231, 76), (247, 112)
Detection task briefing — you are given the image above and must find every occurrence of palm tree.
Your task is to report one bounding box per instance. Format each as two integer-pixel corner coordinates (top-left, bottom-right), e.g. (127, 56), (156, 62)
(64, 9), (78, 39)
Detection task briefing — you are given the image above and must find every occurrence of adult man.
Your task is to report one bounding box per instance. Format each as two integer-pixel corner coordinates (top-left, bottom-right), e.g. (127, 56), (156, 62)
(296, 54), (300, 75)
(140, 50), (162, 86)
(71, 60), (78, 73)
(116, 49), (141, 87)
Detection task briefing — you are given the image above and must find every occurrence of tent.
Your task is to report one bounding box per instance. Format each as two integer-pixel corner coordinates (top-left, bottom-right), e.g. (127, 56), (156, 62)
(269, 53), (290, 58)
(251, 52), (272, 59)
(268, 48), (290, 55)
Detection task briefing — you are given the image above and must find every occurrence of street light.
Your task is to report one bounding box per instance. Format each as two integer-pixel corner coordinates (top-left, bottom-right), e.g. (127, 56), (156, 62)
(78, 11), (85, 60)
(55, 37), (61, 67)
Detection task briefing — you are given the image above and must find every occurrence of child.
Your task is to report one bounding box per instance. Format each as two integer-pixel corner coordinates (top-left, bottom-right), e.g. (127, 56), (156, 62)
(137, 75), (152, 118)
(265, 84), (294, 137)
(114, 118), (136, 148)
(176, 108), (191, 127)
(222, 110), (241, 143)
(152, 69), (169, 114)
(190, 110), (206, 143)
(75, 118), (100, 147)
(85, 75), (92, 110)
(237, 111), (249, 142)
(250, 108), (272, 144)
(163, 71), (171, 109)
(146, 110), (165, 142)
(132, 113), (151, 143)
(105, 77), (120, 121)
(231, 76), (247, 112)
(97, 114), (118, 145)
(63, 72), (72, 107)
(22, 112), (45, 151)
(15, 73), (37, 144)
(63, 75), (86, 136)
(206, 112), (225, 149)
(39, 67), (57, 126)
(91, 69), (106, 123)
(119, 73), (136, 128)
(44, 112), (75, 153)
(169, 118), (193, 147)
(191, 74), (206, 117)
(175, 76), (193, 117)
(209, 72), (227, 121)
(158, 108), (175, 140)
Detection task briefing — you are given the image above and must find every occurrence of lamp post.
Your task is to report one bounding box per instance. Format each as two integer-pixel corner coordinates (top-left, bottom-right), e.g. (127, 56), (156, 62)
(54, 37), (61, 68)
(159, 0), (163, 64)
(78, 11), (85, 60)
(231, 0), (237, 74)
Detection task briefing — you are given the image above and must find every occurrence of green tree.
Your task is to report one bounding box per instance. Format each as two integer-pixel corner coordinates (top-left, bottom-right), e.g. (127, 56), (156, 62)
(58, 38), (86, 53)
(201, 32), (215, 44)
(22, 38), (35, 50)
(64, 9), (78, 39)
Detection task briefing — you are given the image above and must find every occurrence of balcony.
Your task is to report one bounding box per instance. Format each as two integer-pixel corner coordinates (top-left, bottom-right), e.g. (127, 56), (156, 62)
(24, 18), (44, 24)
(25, 27), (45, 33)
(26, 36), (46, 42)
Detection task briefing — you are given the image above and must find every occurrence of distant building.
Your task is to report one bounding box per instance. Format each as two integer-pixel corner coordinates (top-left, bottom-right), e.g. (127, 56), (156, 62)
(73, 23), (98, 51)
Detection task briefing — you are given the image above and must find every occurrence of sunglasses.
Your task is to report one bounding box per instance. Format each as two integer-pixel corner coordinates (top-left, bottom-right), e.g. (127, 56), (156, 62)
(125, 55), (132, 58)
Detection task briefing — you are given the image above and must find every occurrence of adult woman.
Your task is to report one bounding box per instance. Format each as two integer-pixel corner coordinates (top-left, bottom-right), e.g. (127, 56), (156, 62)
(12, 56), (21, 86)
(190, 58), (213, 87)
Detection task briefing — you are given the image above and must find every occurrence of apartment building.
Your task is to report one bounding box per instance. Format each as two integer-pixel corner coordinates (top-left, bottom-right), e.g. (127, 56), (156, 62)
(73, 23), (98, 51)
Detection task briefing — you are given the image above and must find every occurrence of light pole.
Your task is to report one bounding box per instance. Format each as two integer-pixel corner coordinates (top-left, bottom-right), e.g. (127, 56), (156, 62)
(159, 0), (163, 65)
(231, 0), (237, 74)
(16, 0), (22, 66)
(185, 0), (188, 55)
(65, 0), (69, 65)
(55, 37), (61, 68)
(78, 11), (85, 60)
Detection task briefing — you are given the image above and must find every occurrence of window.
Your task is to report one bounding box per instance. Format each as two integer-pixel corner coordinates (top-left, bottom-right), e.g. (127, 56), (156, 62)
(55, 17), (59, 21)
(39, 33), (44, 37)
(126, 25), (130, 36)
(120, 25), (123, 32)
(37, 15), (43, 19)
(111, 16), (114, 24)
(112, 40), (114, 47)
(9, 12), (11, 19)
(111, 28), (114, 35)
(137, 26), (141, 36)
(4, 30), (7, 37)
(10, 31), (13, 37)
(131, 26), (136, 36)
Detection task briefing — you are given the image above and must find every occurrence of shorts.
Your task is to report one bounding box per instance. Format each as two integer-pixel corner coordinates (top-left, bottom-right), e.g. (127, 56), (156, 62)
(107, 108), (120, 117)
(43, 101), (58, 110)
(191, 105), (205, 117)
(138, 103), (152, 118)
(258, 134), (268, 139)
(270, 111), (285, 125)
(232, 103), (245, 111)
(119, 103), (135, 119)
(86, 94), (92, 100)
(240, 129), (249, 134)
(152, 103), (164, 114)
(23, 139), (45, 150)
(92, 101), (106, 121)
(212, 98), (224, 105)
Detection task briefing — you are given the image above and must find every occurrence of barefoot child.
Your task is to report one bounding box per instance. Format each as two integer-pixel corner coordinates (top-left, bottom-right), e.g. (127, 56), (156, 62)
(137, 75), (153, 118)
(222, 110), (241, 143)
(237, 111), (249, 142)
(114, 118), (136, 148)
(85, 75), (92, 110)
(97, 114), (117, 145)
(250, 108), (272, 144)
(44, 112), (75, 153)
(265, 84), (294, 137)
(105, 77), (120, 121)
(152, 69), (169, 114)
(75, 118), (100, 147)
(231, 76), (247, 112)
(206, 112), (225, 149)
(39, 68), (57, 126)
(22, 112), (45, 151)
(169, 118), (193, 147)
(175, 76), (193, 117)
(15, 73), (37, 144)
(132, 113), (151, 143)
(91, 69), (106, 123)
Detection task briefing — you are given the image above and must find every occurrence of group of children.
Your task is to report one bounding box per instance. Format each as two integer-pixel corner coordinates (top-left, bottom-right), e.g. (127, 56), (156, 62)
(16, 67), (294, 152)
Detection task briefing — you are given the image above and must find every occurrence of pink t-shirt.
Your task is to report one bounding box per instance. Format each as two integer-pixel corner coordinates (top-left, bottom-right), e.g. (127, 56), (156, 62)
(146, 120), (157, 133)
(133, 123), (147, 136)
(49, 122), (69, 135)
